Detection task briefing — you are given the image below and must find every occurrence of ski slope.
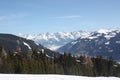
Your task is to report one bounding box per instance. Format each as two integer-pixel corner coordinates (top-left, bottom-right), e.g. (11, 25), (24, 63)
(0, 74), (119, 80)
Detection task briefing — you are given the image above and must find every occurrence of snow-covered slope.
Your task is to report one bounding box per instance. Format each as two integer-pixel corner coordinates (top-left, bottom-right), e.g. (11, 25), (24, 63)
(19, 31), (90, 50)
(0, 74), (119, 80)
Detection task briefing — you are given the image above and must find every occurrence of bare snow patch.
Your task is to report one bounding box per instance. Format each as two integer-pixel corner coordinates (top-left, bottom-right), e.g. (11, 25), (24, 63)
(35, 42), (39, 45)
(88, 36), (98, 39)
(97, 29), (111, 34)
(71, 41), (78, 45)
(105, 41), (110, 45)
(23, 41), (31, 49)
(116, 41), (120, 44)
(48, 45), (62, 51)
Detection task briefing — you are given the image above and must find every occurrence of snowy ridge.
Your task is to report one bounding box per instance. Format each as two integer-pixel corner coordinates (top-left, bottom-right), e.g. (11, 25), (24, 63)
(19, 31), (88, 50)
(0, 74), (119, 80)
(19, 29), (120, 50)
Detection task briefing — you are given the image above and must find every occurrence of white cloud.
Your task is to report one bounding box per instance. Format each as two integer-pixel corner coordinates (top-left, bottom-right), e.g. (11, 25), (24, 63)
(0, 13), (27, 21)
(51, 15), (81, 19)
(0, 16), (7, 21)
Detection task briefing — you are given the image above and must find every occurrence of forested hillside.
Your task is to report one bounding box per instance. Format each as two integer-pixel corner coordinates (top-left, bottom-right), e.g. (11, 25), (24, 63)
(0, 47), (120, 77)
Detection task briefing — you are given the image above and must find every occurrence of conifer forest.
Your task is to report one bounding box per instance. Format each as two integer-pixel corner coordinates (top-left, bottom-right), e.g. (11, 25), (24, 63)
(0, 46), (120, 77)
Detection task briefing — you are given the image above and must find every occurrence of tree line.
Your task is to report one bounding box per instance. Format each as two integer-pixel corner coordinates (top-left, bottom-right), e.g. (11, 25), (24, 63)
(0, 46), (120, 77)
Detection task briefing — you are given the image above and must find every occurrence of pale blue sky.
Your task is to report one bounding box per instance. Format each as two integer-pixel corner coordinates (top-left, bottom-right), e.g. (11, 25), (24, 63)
(0, 0), (120, 34)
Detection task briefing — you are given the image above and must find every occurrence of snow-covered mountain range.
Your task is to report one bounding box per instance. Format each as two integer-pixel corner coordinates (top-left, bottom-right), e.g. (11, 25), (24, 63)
(19, 31), (90, 50)
(19, 29), (120, 60)
(57, 29), (120, 60)
(19, 29), (120, 51)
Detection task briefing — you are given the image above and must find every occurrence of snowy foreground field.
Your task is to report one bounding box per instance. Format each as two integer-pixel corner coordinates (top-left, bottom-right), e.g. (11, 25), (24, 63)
(0, 74), (120, 80)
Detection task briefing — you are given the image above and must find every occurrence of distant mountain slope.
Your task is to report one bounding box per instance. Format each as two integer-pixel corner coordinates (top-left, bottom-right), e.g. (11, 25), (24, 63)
(57, 29), (120, 61)
(19, 31), (90, 50)
(0, 34), (59, 57)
